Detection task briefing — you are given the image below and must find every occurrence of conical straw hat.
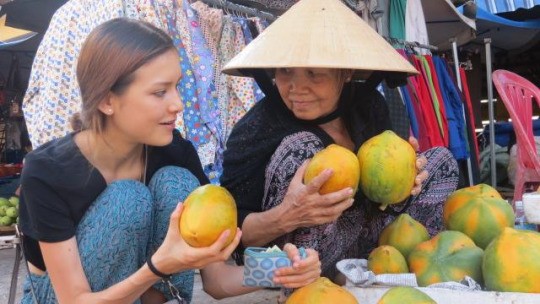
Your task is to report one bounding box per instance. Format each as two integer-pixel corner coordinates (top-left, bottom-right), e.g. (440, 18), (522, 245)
(222, 0), (418, 79)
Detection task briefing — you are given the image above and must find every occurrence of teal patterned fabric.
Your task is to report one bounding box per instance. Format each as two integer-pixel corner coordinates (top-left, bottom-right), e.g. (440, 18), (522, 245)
(21, 166), (199, 304)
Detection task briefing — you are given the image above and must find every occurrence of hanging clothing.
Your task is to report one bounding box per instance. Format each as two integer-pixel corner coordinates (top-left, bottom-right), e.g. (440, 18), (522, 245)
(433, 56), (469, 160)
(235, 17), (265, 102)
(418, 56), (448, 146)
(355, 0), (379, 31)
(374, 0), (390, 36)
(399, 86), (419, 139)
(217, 17), (259, 141)
(247, 0), (299, 11)
(460, 68), (479, 164)
(404, 0), (429, 54)
(389, 0), (406, 39)
(410, 55), (445, 148)
(190, 1), (224, 90)
(382, 81), (410, 140)
(424, 55), (450, 146)
(184, 0), (223, 181)
(22, 0), (137, 148)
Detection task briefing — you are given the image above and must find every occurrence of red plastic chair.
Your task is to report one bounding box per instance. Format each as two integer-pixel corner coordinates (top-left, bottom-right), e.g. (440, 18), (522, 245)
(492, 70), (540, 203)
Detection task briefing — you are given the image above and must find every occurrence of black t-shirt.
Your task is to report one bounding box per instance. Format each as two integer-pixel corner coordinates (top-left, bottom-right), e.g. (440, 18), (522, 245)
(19, 130), (209, 271)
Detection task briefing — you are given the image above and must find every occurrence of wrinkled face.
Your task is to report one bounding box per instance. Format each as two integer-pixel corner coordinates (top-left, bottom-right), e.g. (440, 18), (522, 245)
(107, 50), (182, 146)
(275, 68), (349, 120)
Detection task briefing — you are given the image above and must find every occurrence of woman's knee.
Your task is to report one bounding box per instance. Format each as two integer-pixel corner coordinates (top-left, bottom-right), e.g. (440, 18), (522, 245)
(78, 180), (153, 231)
(149, 166), (200, 202)
(422, 146), (459, 176)
(96, 180), (152, 211)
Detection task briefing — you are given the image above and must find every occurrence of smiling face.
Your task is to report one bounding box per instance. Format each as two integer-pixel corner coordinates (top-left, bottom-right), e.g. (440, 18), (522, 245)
(274, 68), (351, 120)
(104, 50), (182, 146)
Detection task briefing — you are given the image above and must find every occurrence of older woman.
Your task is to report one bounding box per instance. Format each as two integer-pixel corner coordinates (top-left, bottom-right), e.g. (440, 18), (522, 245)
(221, 0), (459, 281)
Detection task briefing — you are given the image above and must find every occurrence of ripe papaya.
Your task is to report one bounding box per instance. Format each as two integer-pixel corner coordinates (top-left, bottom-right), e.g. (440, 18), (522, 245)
(304, 144), (360, 194)
(357, 130), (416, 210)
(483, 227), (540, 293)
(179, 184), (237, 248)
(443, 184), (514, 249)
(408, 231), (484, 286)
(378, 213), (430, 259)
(286, 277), (358, 304)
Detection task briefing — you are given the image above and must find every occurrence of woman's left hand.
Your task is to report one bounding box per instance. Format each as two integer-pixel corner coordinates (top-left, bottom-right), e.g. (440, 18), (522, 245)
(272, 243), (321, 289)
(409, 137), (429, 196)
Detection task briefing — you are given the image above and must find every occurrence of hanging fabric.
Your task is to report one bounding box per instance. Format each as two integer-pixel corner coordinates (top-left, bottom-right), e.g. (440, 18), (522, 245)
(418, 55), (448, 145)
(388, 0), (406, 40)
(404, 0), (429, 55)
(459, 68), (480, 164)
(22, 0), (137, 148)
(433, 56), (469, 160)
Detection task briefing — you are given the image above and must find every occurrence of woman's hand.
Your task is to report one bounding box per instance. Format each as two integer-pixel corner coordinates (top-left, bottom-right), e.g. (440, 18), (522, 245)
(151, 203), (242, 274)
(279, 161), (355, 231)
(409, 137), (429, 196)
(273, 243), (321, 289)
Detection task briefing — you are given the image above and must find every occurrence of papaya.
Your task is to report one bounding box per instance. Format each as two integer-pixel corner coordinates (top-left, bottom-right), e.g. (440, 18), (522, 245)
(179, 184), (237, 248)
(443, 184), (515, 249)
(408, 230), (484, 287)
(378, 213), (430, 259)
(377, 286), (436, 304)
(304, 144), (360, 194)
(285, 277), (358, 304)
(483, 227), (540, 293)
(357, 130), (416, 210)
(368, 245), (408, 274)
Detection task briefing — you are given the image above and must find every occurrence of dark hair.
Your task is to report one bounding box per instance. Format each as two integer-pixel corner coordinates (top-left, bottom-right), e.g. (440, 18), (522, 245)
(74, 18), (175, 133)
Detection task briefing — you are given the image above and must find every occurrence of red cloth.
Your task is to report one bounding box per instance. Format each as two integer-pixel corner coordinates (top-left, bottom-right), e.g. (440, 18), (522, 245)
(405, 78), (430, 151)
(460, 68), (480, 165)
(411, 56), (445, 149)
(425, 55), (449, 147)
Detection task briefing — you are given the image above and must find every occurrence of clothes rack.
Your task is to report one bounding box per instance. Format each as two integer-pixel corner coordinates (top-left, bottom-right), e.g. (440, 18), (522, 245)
(384, 37), (439, 52)
(200, 0), (276, 21)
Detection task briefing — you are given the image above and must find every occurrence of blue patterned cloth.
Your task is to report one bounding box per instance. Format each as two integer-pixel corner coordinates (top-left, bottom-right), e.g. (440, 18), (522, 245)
(184, 0), (225, 183)
(236, 17), (264, 102)
(154, 0), (211, 147)
(21, 166), (200, 304)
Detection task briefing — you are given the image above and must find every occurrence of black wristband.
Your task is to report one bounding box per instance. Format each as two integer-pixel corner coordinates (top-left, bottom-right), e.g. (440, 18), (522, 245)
(146, 256), (171, 280)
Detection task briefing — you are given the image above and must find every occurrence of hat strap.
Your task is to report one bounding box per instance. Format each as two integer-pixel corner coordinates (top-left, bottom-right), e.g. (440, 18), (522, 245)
(297, 106), (343, 125)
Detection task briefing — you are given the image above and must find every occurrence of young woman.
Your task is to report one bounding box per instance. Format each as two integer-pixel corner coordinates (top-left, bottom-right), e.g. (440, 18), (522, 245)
(19, 18), (321, 304)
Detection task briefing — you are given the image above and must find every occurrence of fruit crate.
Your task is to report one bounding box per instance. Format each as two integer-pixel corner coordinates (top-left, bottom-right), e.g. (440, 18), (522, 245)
(347, 286), (540, 303)
(0, 225), (16, 236)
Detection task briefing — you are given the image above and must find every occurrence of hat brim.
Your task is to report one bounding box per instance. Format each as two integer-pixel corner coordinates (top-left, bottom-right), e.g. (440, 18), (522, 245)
(222, 0), (418, 79)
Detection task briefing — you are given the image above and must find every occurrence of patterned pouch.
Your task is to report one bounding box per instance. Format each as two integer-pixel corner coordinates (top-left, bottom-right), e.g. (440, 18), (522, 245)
(242, 246), (306, 288)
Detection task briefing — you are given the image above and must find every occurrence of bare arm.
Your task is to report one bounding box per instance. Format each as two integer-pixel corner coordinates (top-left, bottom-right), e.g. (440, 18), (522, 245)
(200, 243), (321, 299)
(241, 161), (355, 247)
(41, 204), (242, 304)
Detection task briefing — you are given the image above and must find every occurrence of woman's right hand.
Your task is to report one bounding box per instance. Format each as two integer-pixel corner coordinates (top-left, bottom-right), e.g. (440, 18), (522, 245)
(279, 161), (355, 231)
(150, 203), (242, 275)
